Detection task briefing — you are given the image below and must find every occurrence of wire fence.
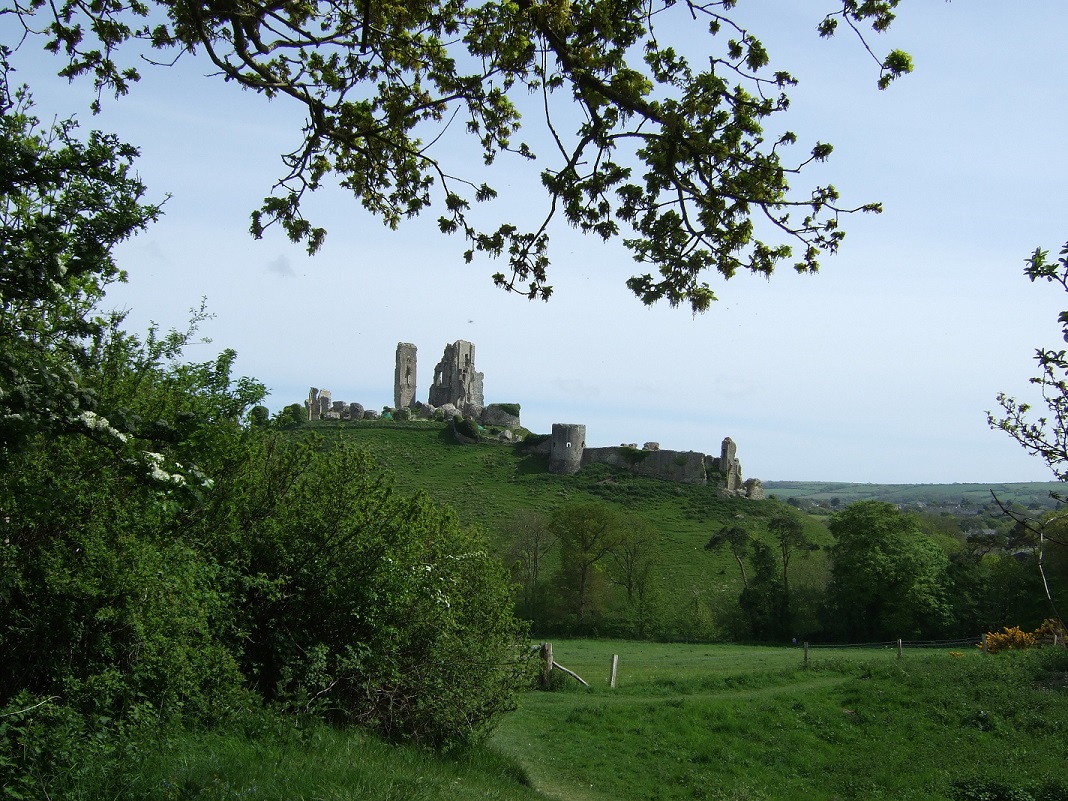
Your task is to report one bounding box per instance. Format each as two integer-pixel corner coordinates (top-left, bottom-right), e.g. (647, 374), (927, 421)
(806, 636), (981, 650)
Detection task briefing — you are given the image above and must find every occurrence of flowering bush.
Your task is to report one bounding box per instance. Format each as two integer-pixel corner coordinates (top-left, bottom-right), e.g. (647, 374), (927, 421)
(981, 619), (1067, 653)
(1033, 617), (1068, 644)
(983, 625), (1036, 654)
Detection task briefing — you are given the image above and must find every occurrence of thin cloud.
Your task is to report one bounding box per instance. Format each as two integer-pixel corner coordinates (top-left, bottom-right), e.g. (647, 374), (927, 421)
(265, 255), (295, 277)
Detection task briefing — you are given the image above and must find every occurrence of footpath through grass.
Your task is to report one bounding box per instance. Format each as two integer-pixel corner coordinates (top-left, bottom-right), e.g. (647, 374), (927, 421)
(491, 640), (1068, 801)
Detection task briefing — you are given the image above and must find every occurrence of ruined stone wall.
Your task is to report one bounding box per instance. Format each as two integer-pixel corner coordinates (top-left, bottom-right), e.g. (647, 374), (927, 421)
(305, 387), (332, 421)
(428, 340), (484, 416)
(581, 446), (709, 485)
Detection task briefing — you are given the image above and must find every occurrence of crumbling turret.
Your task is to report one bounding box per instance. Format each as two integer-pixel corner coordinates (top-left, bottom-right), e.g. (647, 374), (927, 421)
(549, 423), (586, 475)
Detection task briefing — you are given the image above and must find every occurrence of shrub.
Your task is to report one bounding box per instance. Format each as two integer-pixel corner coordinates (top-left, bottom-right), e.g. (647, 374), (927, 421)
(497, 403), (521, 417)
(984, 625), (1037, 654)
(278, 403), (306, 427)
(198, 436), (531, 748)
(456, 417), (481, 441)
(1034, 617), (1068, 644)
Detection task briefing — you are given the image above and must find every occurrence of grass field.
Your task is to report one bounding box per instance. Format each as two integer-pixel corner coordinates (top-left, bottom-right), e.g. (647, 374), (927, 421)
(111, 640), (1068, 801)
(762, 480), (1064, 509)
(490, 640), (1068, 801)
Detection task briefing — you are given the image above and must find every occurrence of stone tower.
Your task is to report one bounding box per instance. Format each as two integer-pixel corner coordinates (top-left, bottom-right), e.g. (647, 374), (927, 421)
(394, 342), (417, 409)
(720, 436), (743, 493)
(549, 423), (586, 475)
(305, 387), (332, 421)
(428, 340), (484, 415)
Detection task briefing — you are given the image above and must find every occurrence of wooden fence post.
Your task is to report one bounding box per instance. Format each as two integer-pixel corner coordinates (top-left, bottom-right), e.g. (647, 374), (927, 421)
(803, 641), (809, 667)
(540, 642), (553, 689)
(610, 654), (619, 688)
(897, 639), (903, 660)
(982, 633), (989, 655)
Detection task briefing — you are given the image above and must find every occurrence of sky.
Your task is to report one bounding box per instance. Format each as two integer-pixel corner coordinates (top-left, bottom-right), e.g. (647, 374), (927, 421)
(3, 1), (1067, 485)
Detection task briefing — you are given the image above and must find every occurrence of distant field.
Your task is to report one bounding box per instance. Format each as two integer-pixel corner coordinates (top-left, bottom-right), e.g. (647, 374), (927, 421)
(762, 480), (1065, 508)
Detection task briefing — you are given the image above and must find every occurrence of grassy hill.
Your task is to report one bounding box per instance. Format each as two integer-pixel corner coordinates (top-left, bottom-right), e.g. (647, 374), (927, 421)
(295, 419), (1059, 639)
(301, 419), (829, 635)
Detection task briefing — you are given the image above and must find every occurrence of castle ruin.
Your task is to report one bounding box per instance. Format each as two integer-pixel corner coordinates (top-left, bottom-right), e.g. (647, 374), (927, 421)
(427, 340), (484, 418)
(546, 424), (763, 498)
(394, 343), (417, 410)
(301, 339), (763, 498)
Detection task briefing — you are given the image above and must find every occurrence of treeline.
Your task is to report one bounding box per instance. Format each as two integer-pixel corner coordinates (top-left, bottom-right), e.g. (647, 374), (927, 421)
(0, 78), (529, 796)
(506, 498), (1067, 643)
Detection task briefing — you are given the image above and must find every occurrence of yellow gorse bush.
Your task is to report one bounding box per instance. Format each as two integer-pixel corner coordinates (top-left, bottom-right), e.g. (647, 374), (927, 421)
(984, 626), (1036, 653)
(981, 619), (1066, 653)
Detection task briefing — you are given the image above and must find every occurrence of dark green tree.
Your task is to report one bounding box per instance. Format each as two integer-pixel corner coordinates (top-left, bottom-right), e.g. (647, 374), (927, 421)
(824, 501), (954, 641)
(737, 540), (787, 640)
(551, 501), (623, 628)
(506, 509), (557, 630)
(768, 510), (819, 625)
(706, 522), (753, 589)
(8, 1), (910, 311)
(605, 513), (662, 637)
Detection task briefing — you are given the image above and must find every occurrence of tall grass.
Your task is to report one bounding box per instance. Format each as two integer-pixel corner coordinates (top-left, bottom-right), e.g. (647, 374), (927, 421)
(94, 711), (543, 801)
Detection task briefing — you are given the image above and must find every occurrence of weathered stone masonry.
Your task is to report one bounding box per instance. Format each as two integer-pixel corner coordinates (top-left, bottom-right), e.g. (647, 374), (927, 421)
(547, 424), (764, 499)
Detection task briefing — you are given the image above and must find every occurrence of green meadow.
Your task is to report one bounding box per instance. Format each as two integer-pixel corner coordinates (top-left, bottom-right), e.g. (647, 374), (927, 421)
(117, 640), (1068, 801)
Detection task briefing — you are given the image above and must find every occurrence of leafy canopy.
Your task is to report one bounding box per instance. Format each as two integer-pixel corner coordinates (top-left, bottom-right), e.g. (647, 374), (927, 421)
(8, 0), (908, 311)
(825, 500), (953, 641)
(990, 243), (1068, 482)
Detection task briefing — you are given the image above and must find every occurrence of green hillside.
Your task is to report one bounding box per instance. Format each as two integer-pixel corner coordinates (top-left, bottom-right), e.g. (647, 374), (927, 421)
(299, 419), (1060, 641)
(301, 421), (833, 636)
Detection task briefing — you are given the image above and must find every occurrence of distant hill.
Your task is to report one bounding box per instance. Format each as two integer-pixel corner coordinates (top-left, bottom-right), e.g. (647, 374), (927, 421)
(762, 481), (1065, 510)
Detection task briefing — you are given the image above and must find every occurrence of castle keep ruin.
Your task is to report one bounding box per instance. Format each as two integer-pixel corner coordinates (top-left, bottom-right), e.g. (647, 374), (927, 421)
(302, 339), (763, 498)
(427, 340), (484, 417)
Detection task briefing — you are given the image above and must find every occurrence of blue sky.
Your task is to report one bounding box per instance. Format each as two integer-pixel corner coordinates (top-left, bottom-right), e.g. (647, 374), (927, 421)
(4, 1), (1067, 484)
